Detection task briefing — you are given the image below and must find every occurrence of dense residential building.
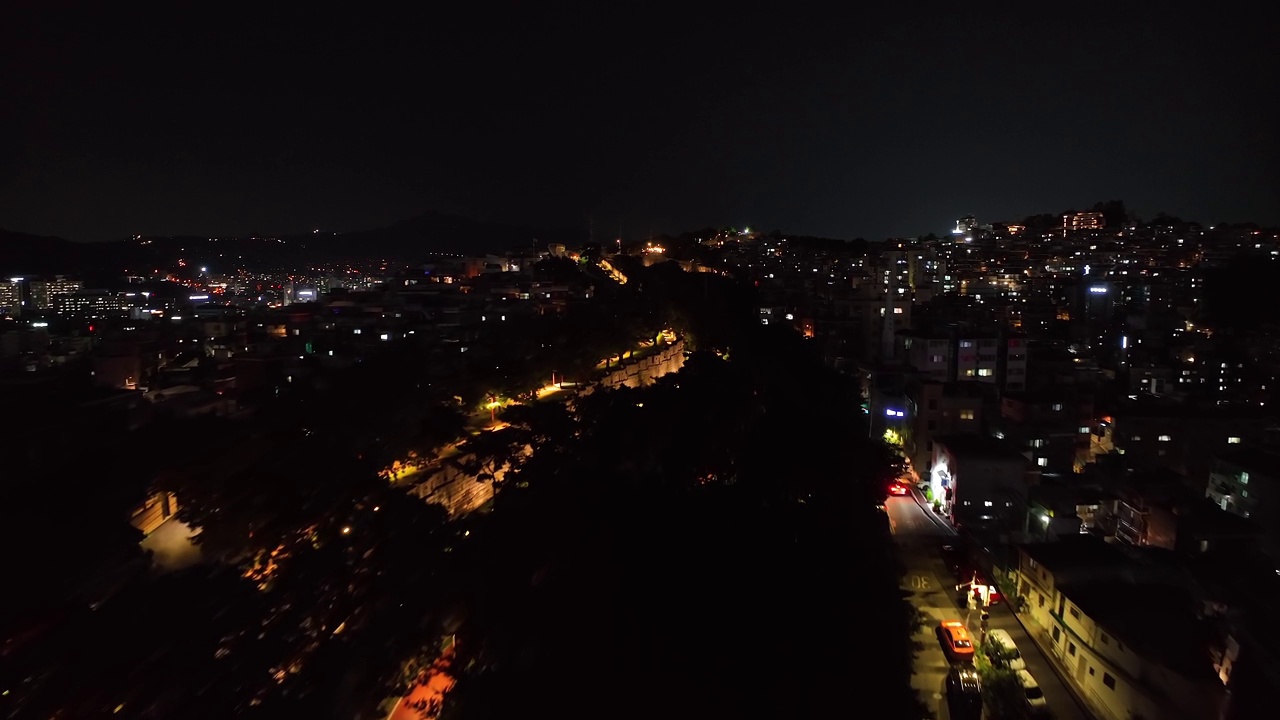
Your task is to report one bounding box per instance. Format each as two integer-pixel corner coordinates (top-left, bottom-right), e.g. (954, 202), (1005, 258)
(1207, 448), (1280, 559)
(929, 434), (1031, 530)
(1110, 403), (1272, 489)
(902, 380), (987, 473)
(993, 390), (1094, 475)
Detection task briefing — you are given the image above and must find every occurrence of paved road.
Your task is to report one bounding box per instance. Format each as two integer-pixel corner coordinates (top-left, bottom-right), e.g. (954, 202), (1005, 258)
(887, 496), (960, 719)
(889, 494), (1090, 720)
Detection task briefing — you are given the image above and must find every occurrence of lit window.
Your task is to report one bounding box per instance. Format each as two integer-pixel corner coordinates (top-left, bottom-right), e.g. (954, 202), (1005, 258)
(1131, 435), (1142, 442)
(1052, 403), (1064, 411)
(1240, 472), (1249, 485)
(1228, 436), (1242, 444)
(960, 410), (975, 420)
(1158, 435), (1172, 442)
(977, 368), (993, 377)
(1079, 426), (1090, 434)
(984, 501), (994, 507)
(1037, 457), (1048, 467)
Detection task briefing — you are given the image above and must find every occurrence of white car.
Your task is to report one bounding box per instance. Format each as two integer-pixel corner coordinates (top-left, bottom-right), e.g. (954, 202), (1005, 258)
(985, 628), (1027, 671)
(1016, 669), (1049, 714)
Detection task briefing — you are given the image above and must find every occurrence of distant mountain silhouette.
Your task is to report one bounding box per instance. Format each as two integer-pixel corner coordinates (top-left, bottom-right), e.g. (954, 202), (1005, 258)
(0, 229), (118, 276)
(312, 211), (581, 257)
(0, 212), (584, 275)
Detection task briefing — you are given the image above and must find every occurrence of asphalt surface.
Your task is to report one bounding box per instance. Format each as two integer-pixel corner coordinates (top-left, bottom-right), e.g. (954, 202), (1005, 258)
(888, 494), (1090, 720)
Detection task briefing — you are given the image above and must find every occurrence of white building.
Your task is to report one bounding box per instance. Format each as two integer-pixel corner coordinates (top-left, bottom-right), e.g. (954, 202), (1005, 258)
(1013, 538), (1225, 720)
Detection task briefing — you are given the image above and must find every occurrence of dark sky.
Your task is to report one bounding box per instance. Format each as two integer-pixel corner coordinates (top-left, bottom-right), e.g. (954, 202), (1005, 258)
(2, 3), (1277, 242)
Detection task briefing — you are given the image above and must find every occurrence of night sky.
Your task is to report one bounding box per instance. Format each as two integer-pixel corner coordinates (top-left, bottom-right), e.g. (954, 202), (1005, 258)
(2, 3), (1277, 242)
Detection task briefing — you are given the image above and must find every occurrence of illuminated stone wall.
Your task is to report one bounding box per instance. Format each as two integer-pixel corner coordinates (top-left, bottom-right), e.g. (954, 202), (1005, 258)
(411, 460), (495, 517)
(410, 444), (532, 517)
(584, 338), (686, 393)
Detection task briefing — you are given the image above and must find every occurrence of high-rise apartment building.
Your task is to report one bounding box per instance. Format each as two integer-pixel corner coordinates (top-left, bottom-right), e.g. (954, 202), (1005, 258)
(29, 276), (84, 309)
(0, 278), (22, 316)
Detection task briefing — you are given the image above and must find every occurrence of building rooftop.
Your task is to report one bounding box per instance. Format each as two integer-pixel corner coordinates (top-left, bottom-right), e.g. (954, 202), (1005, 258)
(1001, 389), (1093, 405)
(1028, 481), (1101, 515)
(1115, 399), (1277, 420)
(897, 323), (1021, 340)
(1056, 581), (1216, 681)
(934, 433), (1028, 463)
(908, 379), (992, 399)
(1121, 467), (1198, 506)
(1215, 447), (1280, 476)
(1174, 499), (1259, 540)
(1018, 535), (1130, 576)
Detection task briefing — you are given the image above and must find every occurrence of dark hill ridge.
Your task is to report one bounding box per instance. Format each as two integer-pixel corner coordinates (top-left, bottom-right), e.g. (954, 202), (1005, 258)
(0, 212), (584, 275)
(0, 230), (113, 276)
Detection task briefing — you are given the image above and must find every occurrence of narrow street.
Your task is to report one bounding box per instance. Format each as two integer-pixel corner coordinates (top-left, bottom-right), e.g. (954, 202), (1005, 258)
(888, 494), (1091, 720)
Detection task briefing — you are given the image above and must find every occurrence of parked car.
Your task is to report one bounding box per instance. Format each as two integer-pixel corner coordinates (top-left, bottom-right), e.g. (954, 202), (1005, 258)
(983, 628), (1026, 671)
(1016, 669), (1049, 714)
(937, 620), (975, 662)
(945, 665), (983, 719)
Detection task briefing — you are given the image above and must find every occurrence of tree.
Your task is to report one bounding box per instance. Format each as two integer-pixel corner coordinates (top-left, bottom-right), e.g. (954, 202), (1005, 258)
(456, 426), (528, 486)
(978, 638), (1029, 719)
(980, 668), (1029, 719)
(1094, 199), (1128, 228)
(531, 256), (581, 283)
(498, 402), (576, 445)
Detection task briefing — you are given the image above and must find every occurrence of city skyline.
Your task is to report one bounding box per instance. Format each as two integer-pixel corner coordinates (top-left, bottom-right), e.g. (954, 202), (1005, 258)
(3, 4), (1277, 243)
(6, 4), (1280, 718)
(4, 192), (1279, 719)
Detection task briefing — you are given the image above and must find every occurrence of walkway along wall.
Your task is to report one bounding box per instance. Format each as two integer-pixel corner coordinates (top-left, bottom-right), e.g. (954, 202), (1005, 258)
(413, 338), (684, 517)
